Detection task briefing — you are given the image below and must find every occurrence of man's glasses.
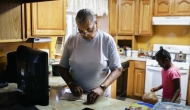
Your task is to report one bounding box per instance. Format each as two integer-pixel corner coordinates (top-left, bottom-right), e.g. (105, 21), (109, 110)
(78, 24), (95, 35)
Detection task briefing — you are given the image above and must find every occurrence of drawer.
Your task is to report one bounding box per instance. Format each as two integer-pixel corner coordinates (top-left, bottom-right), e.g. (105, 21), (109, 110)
(134, 61), (145, 69)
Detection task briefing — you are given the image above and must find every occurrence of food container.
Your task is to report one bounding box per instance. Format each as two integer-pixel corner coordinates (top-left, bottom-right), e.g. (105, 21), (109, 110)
(132, 50), (138, 57)
(152, 102), (190, 110)
(127, 48), (131, 57)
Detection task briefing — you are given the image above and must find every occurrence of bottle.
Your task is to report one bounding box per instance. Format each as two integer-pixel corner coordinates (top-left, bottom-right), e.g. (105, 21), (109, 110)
(147, 43), (152, 57)
(123, 46), (127, 56)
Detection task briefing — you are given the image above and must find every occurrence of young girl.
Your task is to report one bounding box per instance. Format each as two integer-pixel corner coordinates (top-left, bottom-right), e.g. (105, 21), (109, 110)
(151, 46), (181, 103)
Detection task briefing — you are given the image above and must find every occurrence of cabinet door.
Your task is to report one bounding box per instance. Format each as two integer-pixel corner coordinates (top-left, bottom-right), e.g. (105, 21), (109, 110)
(109, 0), (118, 35)
(133, 69), (145, 97)
(138, 0), (153, 35)
(127, 61), (135, 96)
(118, 0), (135, 35)
(154, 0), (172, 16)
(173, 0), (190, 15)
(0, 1), (23, 42)
(26, 0), (66, 37)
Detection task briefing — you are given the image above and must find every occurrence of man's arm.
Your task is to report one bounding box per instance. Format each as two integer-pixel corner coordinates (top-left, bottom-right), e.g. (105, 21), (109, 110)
(59, 66), (73, 84)
(101, 67), (122, 88)
(59, 65), (83, 97)
(87, 67), (122, 104)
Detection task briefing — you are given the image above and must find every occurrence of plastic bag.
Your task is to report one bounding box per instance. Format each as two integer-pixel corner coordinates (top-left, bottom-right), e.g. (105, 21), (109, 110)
(142, 92), (158, 104)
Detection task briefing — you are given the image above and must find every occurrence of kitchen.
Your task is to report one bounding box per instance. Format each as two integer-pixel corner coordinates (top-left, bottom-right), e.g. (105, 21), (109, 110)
(0, 0), (190, 109)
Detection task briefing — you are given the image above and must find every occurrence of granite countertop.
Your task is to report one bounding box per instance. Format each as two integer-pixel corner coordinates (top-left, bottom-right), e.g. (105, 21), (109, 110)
(0, 83), (132, 110)
(51, 56), (150, 65)
(120, 56), (150, 63)
(49, 75), (67, 87)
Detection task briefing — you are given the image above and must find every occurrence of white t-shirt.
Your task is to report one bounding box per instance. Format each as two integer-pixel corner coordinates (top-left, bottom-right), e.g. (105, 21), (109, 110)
(59, 30), (121, 92)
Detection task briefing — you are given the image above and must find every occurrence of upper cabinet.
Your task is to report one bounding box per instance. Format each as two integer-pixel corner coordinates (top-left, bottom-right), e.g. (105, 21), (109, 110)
(24, 0), (66, 38)
(109, 0), (118, 35)
(108, 0), (153, 36)
(154, 0), (190, 16)
(154, 0), (172, 16)
(118, 0), (135, 35)
(0, 1), (23, 42)
(138, 0), (153, 35)
(0, 0), (66, 43)
(173, 0), (190, 15)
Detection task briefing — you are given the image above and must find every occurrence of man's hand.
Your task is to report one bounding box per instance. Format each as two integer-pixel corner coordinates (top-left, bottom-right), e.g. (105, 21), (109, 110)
(68, 82), (83, 97)
(87, 87), (104, 104)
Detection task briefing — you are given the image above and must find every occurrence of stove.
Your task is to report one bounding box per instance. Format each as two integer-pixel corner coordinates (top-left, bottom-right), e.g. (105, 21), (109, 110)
(152, 44), (190, 64)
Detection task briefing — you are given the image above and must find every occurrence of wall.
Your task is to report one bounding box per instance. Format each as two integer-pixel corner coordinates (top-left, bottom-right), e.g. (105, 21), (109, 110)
(137, 26), (190, 51)
(97, 14), (109, 33)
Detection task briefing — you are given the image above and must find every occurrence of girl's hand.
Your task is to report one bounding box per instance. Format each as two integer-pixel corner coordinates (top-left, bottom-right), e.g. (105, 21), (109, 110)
(87, 87), (104, 104)
(68, 82), (83, 97)
(151, 87), (158, 92)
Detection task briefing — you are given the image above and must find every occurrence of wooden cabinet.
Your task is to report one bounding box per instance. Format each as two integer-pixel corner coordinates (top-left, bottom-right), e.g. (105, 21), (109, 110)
(108, 0), (153, 36)
(154, 0), (190, 16)
(0, 0), (66, 42)
(0, 1), (23, 42)
(24, 0), (66, 38)
(133, 69), (145, 97)
(173, 0), (190, 15)
(127, 61), (146, 98)
(138, 0), (153, 35)
(109, 0), (118, 35)
(154, 0), (172, 16)
(118, 0), (135, 35)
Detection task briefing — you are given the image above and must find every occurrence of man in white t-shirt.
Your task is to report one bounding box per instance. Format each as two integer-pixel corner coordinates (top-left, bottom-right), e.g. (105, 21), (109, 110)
(59, 8), (122, 104)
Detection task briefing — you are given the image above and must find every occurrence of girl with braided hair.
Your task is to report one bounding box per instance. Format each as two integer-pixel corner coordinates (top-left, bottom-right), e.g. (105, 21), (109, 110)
(151, 46), (181, 103)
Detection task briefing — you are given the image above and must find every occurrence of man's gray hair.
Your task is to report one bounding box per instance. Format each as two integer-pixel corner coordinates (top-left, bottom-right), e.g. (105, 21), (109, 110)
(75, 8), (96, 24)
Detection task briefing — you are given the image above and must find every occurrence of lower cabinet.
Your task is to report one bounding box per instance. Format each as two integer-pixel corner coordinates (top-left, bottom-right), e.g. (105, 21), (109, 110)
(127, 60), (145, 98)
(133, 69), (145, 97)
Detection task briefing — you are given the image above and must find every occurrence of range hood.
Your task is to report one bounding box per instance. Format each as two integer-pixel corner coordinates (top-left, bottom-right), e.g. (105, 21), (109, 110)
(152, 16), (190, 25)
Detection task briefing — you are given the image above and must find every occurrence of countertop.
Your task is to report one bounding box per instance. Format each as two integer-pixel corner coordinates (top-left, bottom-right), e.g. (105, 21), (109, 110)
(48, 56), (149, 87)
(120, 56), (150, 63)
(0, 83), (132, 110)
(51, 56), (150, 65)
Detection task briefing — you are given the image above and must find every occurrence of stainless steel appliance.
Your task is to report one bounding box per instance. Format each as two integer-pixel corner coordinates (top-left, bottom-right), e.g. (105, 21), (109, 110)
(145, 44), (190, 105)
